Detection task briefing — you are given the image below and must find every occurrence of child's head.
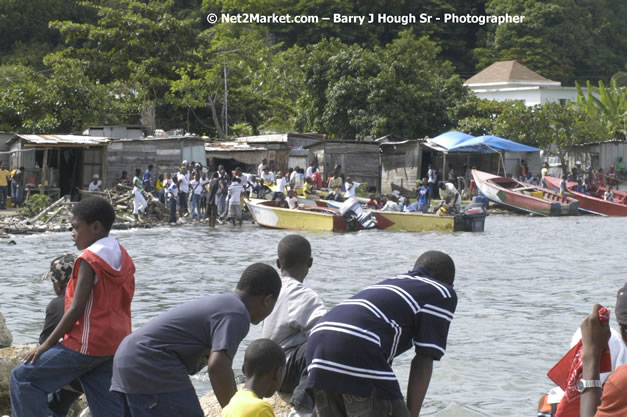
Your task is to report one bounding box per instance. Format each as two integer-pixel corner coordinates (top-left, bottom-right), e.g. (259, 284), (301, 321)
(368, 193), (375, 200)
(158, 174), (164, 181)
(276, 234), (312, 280)
(242, 338), (286, 398)
(233, 177), (241, 183)
(235, 263), (281, 324)
(305, 177), (312, 184)
(166, 173), (171, 179)
(135, 168), (141, 177)
(71, 197), (115, 250)
(42, 253), (77, 296)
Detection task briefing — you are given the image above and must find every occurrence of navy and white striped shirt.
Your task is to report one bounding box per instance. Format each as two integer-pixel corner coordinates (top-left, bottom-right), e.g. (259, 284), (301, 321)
(306, 267), (457, 399)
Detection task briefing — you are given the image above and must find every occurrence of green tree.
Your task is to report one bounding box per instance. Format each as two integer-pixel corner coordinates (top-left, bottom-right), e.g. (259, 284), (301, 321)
(575, 80), (627, 140)
(49, 0), (198, 133)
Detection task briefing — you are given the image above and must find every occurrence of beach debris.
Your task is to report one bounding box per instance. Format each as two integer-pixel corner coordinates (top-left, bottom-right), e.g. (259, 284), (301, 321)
(0, 313), (11, 349)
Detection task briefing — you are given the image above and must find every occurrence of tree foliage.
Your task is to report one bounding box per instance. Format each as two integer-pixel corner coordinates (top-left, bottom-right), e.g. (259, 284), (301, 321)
(575, 80), (627, 140)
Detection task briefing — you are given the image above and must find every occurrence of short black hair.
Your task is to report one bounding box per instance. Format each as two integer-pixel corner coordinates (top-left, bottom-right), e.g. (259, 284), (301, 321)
(71, 197), (115, 233)
(236, 263), (281, 298)
(148, 164), (153, 170)
(243, 339), (286, 378)
(414, 251), (455, 285)
(438, 181), (446, 190)
(233, 177), (241, 183)
(135, 168), (141, 176)
(277, 234), (311, 269)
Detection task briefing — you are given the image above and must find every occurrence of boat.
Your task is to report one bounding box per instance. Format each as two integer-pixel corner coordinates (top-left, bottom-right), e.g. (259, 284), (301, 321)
(244, 198), (367, 232)
(472, 169), (579, 216)
(544, 176), (627, 216)
(372, 205), (487, 232)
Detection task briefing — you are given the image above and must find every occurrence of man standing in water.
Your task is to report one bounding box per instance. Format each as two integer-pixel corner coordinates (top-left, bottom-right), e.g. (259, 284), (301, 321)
(306, 250), (458, 417)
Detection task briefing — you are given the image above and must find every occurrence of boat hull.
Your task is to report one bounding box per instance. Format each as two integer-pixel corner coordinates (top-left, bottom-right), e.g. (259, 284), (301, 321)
(373, 211), (455, 232)
(544, 176), (627, 216)
(472, 170), (578, 216)
(245, 199), (352, 232)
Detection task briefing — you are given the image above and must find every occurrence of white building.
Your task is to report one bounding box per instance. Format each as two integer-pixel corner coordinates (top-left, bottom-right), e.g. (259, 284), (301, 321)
(464, 60), (580, 106)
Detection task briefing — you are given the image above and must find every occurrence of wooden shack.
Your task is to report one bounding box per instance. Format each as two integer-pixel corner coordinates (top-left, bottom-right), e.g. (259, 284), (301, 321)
(6, 134), (110, 200)
(0, 132), (13, 167)
(106, 135), (205, 185)
(234, 133), (324, 172)
(306, 141), (380, 191)
(379, 140), (422, 196)
(205, 141), (268, 174)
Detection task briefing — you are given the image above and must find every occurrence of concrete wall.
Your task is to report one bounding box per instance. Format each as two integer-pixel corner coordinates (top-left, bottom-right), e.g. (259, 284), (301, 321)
(473, 87), (579, 106)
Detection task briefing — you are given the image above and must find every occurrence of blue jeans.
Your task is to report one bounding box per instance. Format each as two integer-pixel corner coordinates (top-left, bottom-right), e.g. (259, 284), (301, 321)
(217, 194), (227, 218)
(190, 193), (202, 219)
(11, 180), (23, 204)
(48, 387), (82, 417)
(119, 388), (203, 417)
(0, 185), (7, 208)
(313, 389), (410, 417)
(10, 344), (123, 417)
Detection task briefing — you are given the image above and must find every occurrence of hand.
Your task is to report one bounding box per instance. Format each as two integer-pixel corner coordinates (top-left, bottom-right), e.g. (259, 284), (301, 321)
(581, 304), (611, 359)
(23, 341), (53, 364)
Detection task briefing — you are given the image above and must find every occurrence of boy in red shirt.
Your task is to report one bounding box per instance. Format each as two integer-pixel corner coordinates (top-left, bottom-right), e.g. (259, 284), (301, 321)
(10, 197), (135, 417)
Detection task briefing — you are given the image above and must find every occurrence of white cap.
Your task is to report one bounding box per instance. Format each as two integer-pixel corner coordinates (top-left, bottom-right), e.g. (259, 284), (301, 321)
(182, 160), (188, 165)
(93, 174), (99, 179)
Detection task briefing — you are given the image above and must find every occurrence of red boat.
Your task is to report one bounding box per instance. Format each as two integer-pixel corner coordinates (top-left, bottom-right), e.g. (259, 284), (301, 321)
(544, 176), (627, 216)
(472, 170), (579, 216)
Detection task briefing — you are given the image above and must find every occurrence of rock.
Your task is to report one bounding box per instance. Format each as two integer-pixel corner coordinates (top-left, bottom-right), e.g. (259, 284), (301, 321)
(0, 344), (36, 415)
(0, 313), (12, 348)
(200, 384), (295, 417)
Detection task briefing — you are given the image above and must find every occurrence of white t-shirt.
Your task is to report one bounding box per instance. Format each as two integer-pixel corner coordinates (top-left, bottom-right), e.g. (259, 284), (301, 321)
(178, 173), (190, 193)
(191, 179), (203, 195)
(306, 166), (313, 178)
(261, 171), (275, 184)
(382, 201), (400, 211)
(228, 183), (244, 205)
(287, 196), (298, 209)
(440, 183), (461, 206)
(428, 168), (437, 184)
(277, 177), (288, 194)
(261, 276), (327, 358)
(257, 163), (264, 178)
(344, 181), (360, 198)
(88, 180), (102, 191)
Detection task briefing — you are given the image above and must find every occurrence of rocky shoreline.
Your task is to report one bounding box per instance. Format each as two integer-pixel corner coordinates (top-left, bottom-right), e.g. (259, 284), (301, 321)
(0, 312), (293, 417)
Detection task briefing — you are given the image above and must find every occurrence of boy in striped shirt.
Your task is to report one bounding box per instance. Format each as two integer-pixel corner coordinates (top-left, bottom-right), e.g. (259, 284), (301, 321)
(306, 251), (457, 417)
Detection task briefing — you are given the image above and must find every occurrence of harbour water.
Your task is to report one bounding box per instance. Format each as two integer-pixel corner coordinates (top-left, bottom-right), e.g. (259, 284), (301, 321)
(1, 214), (626, 416)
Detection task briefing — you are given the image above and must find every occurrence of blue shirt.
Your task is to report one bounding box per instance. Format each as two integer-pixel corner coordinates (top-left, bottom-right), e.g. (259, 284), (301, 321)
(111, 293), (250, 394)
(417, 185), (430, 206)
(306, 267), (457, 400)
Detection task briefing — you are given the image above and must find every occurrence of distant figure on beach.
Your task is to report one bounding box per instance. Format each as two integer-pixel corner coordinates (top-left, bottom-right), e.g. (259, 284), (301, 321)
(10, 197), (136, 417)
(118, 171), (132, 186)
(132, 168), (147, 220)
(306, 250), (458, 417)
(0, 162), (10, 210)
(206, 172), (219, 227)
(541, 163), (549, 187)
(273, 171), (288, 201)
(142, 164), (153, 193)
(262, 235), (326, 414)
(416, 178), (431, 213)
(258, 158), (268, 178)
(427, 164), (438, 199)
(222, 339), (286, 417)
(39, 253), (83, 416)
(110, 263), (281, 416)
(177, 168), (190, 217)
(301, 177), (313, 198)
(438, 181), (461, 214)
(578, 285), (627, 417)
(167, 174), (179, 225)
(559, 175), (569, 197)
(325, 173), (343, 201)
(156, 174), (165, 203)
(227, 177), (244, 226)
(344, 177), (361, 199)
(312, 169), (322, 190)
(88, 174), (102, 192)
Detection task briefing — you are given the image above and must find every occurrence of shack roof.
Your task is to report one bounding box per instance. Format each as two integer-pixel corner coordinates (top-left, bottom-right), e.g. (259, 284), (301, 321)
(464, 60), (560, 86)
(8, 134), (110, 146)
(205, 141), (267, 152)
(235, 133), (325, 144)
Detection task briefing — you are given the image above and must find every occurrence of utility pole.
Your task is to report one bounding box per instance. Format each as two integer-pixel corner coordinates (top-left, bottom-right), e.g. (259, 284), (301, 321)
(224, 61), (228, 139)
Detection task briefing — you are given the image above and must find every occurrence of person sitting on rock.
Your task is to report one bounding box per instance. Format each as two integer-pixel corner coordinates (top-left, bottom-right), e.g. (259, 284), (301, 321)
(110, 263), (282, 416)
(40, 253), (84, 417)
(222, 339), (286, 417)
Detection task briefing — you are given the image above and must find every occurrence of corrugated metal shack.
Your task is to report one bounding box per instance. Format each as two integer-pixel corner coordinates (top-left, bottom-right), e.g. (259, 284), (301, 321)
(564, 140), (627, 172)
(379, 140), (421, 196)
(87, 125), (144, 140)
(205, 141), (268, 174)
(306, 141), (381, 191)
(6, 134), (111, 199)
(106, 135), (205, 186)
(0, 132), (13, 167)
(235, 133), (324, 173)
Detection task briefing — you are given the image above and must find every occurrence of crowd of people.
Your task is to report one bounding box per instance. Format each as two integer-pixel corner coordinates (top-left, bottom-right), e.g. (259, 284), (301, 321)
(0, 162), (25, 209)
(10, 196), (461, 417)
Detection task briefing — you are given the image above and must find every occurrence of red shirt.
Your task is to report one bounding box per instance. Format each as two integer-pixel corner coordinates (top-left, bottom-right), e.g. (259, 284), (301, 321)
(62, 240), (135, 356)
(595, 365), (627, 417)
(312, 171), (322, 189)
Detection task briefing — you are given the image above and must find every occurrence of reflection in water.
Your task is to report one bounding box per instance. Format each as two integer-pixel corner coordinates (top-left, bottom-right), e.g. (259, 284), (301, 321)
(1, 215), (625, 416)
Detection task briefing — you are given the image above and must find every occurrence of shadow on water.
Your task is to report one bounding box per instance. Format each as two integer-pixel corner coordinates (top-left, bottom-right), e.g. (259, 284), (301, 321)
(1, 215), (626, 416)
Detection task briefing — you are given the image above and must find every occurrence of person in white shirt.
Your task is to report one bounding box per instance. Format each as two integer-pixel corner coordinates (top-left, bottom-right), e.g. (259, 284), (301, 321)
(189, 173), (204, 221)
(305, 163), (314, 179)
(343, 177), (361, 199)
(381, 195), (400, 211)
(262, 235), (326, 414)
(438, 181), (461, 213)
(227, 177), (244, 226)
(260, 166), (275, 187)
(287, 190), (298, 209)
(258, 158), (268, 178)
(166, 178), (179, 225)
(88, 174), (102, 192)
(177, 169), (190, 216)
(272, 171), (288, 201)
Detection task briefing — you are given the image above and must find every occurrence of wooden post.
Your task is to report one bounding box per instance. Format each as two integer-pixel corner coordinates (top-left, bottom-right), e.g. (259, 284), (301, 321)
(42, 148), (49, 186)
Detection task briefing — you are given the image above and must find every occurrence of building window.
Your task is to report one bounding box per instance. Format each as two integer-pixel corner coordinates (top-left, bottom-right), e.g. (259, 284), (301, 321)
(559, 99), (568, 105)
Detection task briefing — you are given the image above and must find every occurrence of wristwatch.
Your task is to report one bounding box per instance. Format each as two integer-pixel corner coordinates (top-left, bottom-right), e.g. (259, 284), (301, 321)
(577, 379), (602, 393)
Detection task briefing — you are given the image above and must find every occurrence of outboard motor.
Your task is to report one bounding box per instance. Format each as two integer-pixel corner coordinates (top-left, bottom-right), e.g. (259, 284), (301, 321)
(338, 198), (376, 229)
(454, 203), (488, 232)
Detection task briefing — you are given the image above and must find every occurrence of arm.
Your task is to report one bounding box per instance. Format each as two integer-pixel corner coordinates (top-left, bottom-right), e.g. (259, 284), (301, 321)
(407, 354), (433, 416)
(24, 259), (96, 363)
(580, 304), (610, 417)
(208, 350), (237, 408)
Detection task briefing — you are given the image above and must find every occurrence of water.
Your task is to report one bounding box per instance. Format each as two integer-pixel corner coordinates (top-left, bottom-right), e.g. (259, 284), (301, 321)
(1, 215), (626, 416)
